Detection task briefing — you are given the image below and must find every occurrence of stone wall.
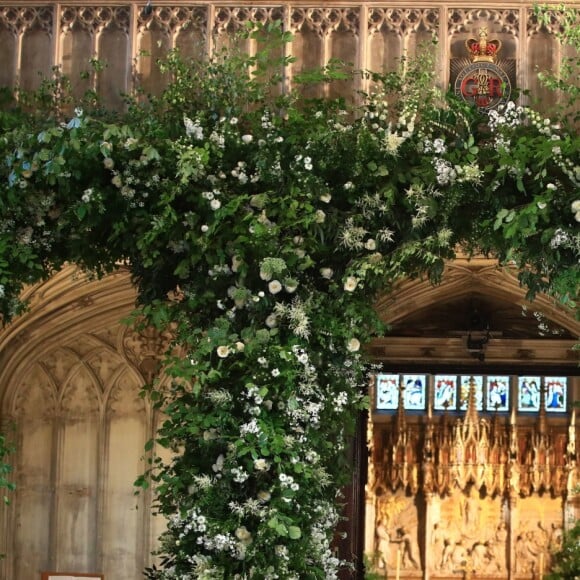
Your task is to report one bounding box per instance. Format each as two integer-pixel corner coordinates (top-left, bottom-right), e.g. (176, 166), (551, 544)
(0, 2), (575, 111)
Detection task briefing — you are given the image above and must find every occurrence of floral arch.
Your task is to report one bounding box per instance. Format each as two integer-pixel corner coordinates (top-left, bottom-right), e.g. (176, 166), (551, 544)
(0, 30), (577, 579)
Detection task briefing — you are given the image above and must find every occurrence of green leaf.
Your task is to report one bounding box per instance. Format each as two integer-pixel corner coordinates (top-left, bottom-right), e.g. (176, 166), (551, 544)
(288, 526), (302, 539)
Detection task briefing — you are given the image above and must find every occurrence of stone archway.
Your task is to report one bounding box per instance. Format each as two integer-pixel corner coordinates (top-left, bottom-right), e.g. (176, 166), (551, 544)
(0, 266), (170, 580)
(361, 256), (579, 580)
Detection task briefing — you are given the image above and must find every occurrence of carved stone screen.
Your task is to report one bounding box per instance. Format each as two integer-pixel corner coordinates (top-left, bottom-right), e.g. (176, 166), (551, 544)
(0, 3), (572, 114)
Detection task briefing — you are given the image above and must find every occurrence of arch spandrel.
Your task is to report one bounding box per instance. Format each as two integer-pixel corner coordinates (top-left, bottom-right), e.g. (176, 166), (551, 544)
(0, 266), (158, 580)
(374, 258), (580, 338)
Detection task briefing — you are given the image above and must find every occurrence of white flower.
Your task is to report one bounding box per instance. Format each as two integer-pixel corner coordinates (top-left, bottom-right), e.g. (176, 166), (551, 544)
(271, 368), (280, 377)
(241, 134), (253, 144)
(258, 490), (271, 502)
(232, 255), (243, 272)
(254, 458), (270, 471)
(268, 280), (282, 294)
(235, 526), (253, 545)
(365, 239), (376, 251)
(230, 117), (238, 125)
(315, 210), (326, 223)
(344, 181), (354, 190)
(546, 183), (557, 191)
(320, 267), (334, 279)
(265, 314), (278, 328)
(343, 276), (359, 292)
(320, 193), (332, 203)
(212, 454), (225, 472)
(347, 338), (360, 352)
(235, 341), (245, 352)
(537, 202), (547, 210)
(571, 200), (580, 213)
(210, 199), (221, 210)
(217, 346), (230, 358)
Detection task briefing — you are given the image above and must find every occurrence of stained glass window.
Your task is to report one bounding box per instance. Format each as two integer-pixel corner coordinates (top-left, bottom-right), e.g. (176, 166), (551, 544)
(459, 376), (484, 410)
(434, 375), (457, 411)
(518, 376), (541, 411)
(402, 374), (426, 410)
(545, 377), (567, 412)
(376, 374), (399, 410)
(486, 376), (509, 411)
(373, 372), (570, 415)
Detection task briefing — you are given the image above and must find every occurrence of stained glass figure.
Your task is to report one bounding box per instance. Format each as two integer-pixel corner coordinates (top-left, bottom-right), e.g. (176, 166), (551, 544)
(376, 374), (399, 410)
(518, 376), (541, 411)
(459, 376), (483, 410)
(403, 374), (426, 410)
(434, 375), (457, 411)
(545, 377), (567, 412)
(486, 376), (509, 411)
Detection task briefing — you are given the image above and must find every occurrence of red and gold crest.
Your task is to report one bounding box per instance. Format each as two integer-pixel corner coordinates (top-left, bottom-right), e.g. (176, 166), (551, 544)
(454, 28), (511, 110)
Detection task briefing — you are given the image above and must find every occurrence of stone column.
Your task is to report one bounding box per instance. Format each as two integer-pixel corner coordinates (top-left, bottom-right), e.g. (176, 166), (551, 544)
(424, 493), (440, 580)
(508, 492), (519, 580)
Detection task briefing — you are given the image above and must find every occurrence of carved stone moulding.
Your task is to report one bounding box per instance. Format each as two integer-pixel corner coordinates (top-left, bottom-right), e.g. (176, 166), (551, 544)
(215, 5), (284, 34)
(0, 5), (53, 35)
(60, 5), (131, 34)
(138, 5), (209, 33)
(526, 7), (568, 36)
(290, 7), (359, 36)
(448, 8), (519, 36)
(368, 7), (440, 36)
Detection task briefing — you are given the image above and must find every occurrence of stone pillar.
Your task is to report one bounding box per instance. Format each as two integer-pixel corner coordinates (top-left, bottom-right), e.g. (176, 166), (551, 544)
(423, 493), (440, 580)
(508, 493), (519, 579)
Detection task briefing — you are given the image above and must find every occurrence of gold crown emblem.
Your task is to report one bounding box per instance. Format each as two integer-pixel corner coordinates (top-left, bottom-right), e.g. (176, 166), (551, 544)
(465, 27), (502, 63)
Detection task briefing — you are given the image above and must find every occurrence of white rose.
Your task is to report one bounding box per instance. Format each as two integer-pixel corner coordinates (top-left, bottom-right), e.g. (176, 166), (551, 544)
(201, 224), (209, 232)
(315, 209), (326, 223)
(235, 526), (253, 545)
(241, 134), (253, 144)
(347, 338), (361, 352)
(320, 193), (332, 203)
(320, 267), (334, 279)
(217, 345), (230, 358)
(268, 280), (282, 294)
(344, 276), (359, 292)
(254, 458), (270, 471)
(257, 490), (271, 502)
(259, 270), (272, 281)
(235, 341), (245, 352)
(210, 199), (221, 210)
(571, 200), (580, 213)
(365, 238), (377, 250)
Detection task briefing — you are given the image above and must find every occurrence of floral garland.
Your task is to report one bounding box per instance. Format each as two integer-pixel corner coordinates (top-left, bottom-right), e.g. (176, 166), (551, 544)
(0, 40), (578, 579)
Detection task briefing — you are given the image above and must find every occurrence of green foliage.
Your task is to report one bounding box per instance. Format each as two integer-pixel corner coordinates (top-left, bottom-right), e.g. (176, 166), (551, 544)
(0, 431), (15, 505)
(0, 22), (578, 580)
(545, 519), (580, 579)
(534, 4), (580, 122)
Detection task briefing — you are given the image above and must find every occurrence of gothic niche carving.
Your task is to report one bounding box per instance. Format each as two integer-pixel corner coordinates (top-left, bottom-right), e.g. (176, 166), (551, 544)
(365, 377), (578, 578)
